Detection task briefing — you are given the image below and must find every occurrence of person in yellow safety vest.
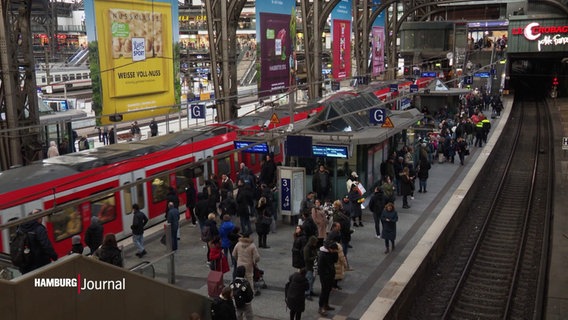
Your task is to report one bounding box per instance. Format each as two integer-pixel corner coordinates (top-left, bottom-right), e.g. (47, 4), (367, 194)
(475, 121), (484, 147)
(481, 118), (491, 144)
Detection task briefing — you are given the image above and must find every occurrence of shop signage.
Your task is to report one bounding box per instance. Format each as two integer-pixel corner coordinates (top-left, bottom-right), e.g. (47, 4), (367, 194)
(512, 22), (568, 51)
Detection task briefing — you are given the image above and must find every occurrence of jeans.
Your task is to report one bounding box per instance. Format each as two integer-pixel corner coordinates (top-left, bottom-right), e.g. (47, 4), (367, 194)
(419, 179), (427, 192)
(240, 215), (252, 235)
(305, 270), (315, 296)
(133, 234), (144, 253)
(236, 303), (254, 320)
(372, 211), (381, 236)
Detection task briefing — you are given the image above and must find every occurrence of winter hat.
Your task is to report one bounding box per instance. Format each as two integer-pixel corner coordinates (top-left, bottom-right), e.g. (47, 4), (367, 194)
(72, 235), (81, 245)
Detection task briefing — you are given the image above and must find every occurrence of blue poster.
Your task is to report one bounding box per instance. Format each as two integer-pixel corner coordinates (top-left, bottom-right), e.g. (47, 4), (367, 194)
(372, 0), (386, 27)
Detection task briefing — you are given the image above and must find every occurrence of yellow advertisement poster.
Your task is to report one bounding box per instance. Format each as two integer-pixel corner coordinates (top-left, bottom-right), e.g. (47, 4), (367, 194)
(93, 0), (175, 124)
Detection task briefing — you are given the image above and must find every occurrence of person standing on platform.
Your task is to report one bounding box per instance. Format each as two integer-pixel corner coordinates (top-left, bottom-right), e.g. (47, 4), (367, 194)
(303, 235), (319, 301)
(285, 268), (309, 320)
(400, 167), (413, 209)
(102, 126), (109, 145)
(475, 120), (484, 147)
(368, 186), (385, 238)
(348, 184), (364, 227)
(292, 225), (307, 270)
(166, 202), (180, 251)
(211, 286), (238, 320)
(346, 171), (358, 193)
(232, 232), (260, 296)
(149, 118), (158, 137)
(94, 234), (123, 267)
(381, 202), (398, 254)
(185, 180), (197, 226)
(259, 154), (277, 188)
(68, 235), (84, 255)
(131, 204), (148, 258)
(311, 199), (328, 247)
(317, 241), (339, 316)
(230, 265), (255, 320)
(417, 157), (431, 193)
(131, 121), (141, 141)
(85, 216), (103, 255)
(312, 165), (332, 202)
(108, 127), (116, 144)
(165, 186), (180, 239)
(219, 214), (236, 267)
(456, 136), (469, 166)
(236, 179), (254, 235)
(47, 141), (59, 158)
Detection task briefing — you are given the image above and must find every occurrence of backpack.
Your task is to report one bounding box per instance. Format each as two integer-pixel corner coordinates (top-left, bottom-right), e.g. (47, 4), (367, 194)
(10, 229), (34, 268)
(201, 225), (212, 242)
(230, 279), (253, 308)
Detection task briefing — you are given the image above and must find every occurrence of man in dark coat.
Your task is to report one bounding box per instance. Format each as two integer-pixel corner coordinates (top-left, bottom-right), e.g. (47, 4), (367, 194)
(149, 119), (158, 137)
(312, 165), (332, 202)
(18, 211), (58, 274)
(236, 179), (254, 234)
(166, 202), (180, 251)
(286, 268), (309, 320)
(368, 186), (385, 238)
(317, 241), (339, 316)
(259, 154), (277, 187)
(85, 216), (103, 255)
(185, 181), (197, 226)
(211, 286), (238, 320)
(131, 204), (148, 258)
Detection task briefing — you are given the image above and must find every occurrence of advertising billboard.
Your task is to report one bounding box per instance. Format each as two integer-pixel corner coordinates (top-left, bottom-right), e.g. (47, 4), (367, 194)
(331, 0), (352, 80)
(371, 0), (386, 77)
(256, 0), (296, 98)
(84, 0), (178, 124)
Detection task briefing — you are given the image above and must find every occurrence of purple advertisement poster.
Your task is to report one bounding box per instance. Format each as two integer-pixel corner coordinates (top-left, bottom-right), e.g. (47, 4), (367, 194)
(258, 13), (292, 98)
(372, 26), (385, 76)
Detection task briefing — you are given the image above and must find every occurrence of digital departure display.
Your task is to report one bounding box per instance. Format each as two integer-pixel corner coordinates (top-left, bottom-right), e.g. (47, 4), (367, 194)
(234, 141), (269, 153)
(421, 72), (437, 78)
(312, 145), (349, 158)
(474, 72), (491, 78)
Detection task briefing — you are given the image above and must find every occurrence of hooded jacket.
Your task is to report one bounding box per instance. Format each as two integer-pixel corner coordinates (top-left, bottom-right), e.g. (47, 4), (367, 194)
(232, 236), (260, 276)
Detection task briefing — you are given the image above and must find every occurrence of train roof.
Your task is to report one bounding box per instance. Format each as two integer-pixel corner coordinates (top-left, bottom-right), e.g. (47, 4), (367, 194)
(0, 124), (231, 195)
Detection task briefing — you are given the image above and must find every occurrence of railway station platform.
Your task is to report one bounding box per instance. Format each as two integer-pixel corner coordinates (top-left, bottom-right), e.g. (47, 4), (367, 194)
(115, 97), (515, 319)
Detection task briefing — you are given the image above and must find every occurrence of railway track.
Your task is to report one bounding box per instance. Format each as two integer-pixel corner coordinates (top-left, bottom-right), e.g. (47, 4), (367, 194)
(408, 98), (553, 320)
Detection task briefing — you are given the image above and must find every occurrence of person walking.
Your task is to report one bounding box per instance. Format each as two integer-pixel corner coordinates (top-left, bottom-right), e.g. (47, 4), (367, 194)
(131, 204), (148, 258)
(16, 210), (58, 274)
(456, 136), (469, 166)
(285, 268), (309, 320)
(381, 202), (398, 254)
(368, 186), (385, 238)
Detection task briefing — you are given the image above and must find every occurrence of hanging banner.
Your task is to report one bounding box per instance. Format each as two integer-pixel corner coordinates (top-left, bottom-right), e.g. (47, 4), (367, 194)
(371, 0), (386, 77)
(84, 0), (179, 124)
(256, 0), (296, 98)
(331, 0), (352, 80)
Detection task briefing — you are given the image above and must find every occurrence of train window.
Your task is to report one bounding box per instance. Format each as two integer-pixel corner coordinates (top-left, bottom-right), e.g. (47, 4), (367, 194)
(62, 75), (68, 81)
(75, 73), (82, 80)
(83, 73), (89, 79)
(48, 75), (53, 83)
(151, 174), (170, 203)
(123, 182), (133, 214)
(50, 206), (82, 242)
(176, 168), (189, 195)
(69, 74), (76, 81)
(41, 76), (46, 84)
(218, 155), (231, 177)
(91, 194), (117, 224)
(54, 75), (61, 82)
(136, 179), (145, 210)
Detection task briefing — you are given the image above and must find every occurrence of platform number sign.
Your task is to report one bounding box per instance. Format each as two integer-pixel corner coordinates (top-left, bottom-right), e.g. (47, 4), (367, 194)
(281, 178), (291, 211)
(190, 104), (206, 119)
(370, 108), (386, 125)
(563, 137), (568, 150)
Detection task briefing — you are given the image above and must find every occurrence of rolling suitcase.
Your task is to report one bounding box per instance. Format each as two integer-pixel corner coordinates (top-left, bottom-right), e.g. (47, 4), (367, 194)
(207, 270), (224, 298)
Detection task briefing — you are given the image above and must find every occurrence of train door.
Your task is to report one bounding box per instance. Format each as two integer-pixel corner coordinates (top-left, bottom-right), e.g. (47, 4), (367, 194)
(119, 169), (146, 235)
(0, 200), (43, 253)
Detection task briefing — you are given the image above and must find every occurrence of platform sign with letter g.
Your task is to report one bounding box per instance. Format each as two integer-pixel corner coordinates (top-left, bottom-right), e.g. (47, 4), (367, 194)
(190, 104), (205, 119)
(370, 108), (386, 125)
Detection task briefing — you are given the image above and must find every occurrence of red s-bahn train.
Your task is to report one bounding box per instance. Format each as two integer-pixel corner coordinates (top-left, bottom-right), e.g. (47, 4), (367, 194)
(0, 105), (320, 258)
(0, 77), (429, 259)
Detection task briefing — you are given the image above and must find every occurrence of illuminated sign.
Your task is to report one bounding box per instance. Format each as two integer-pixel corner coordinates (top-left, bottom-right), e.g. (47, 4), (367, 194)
(312, 145), (348, 158)
(421, 72), (437, 78)
(234, 141), (269, 153)
(474, 72), (490, 78)
(512, 22), (568, 51)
